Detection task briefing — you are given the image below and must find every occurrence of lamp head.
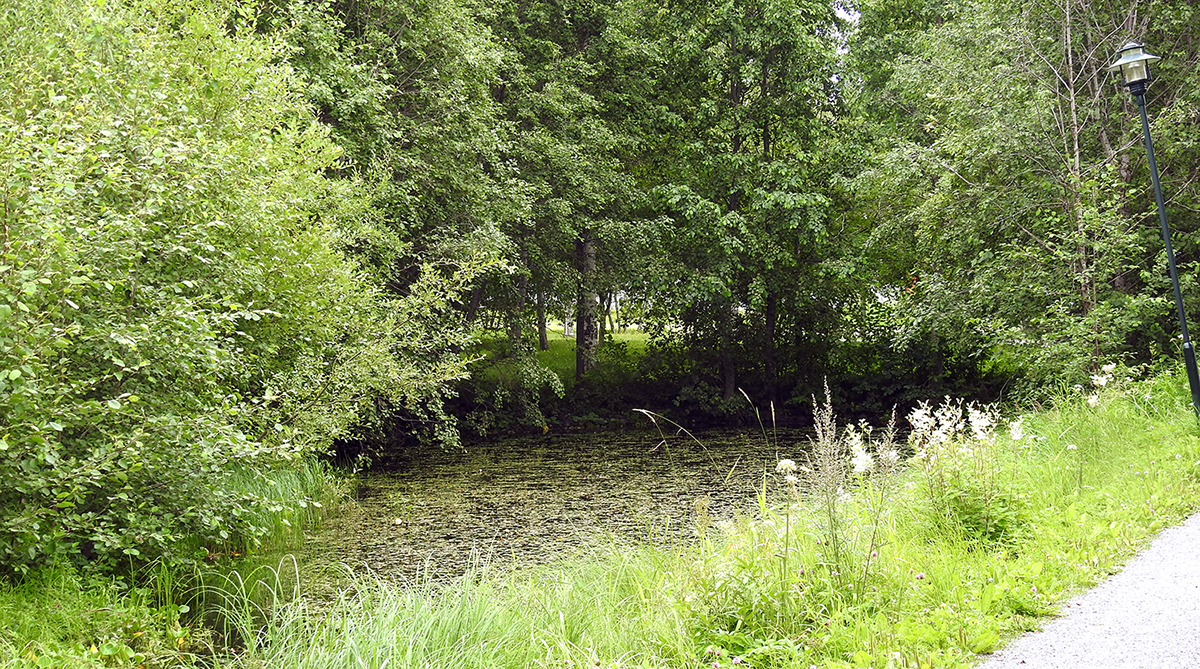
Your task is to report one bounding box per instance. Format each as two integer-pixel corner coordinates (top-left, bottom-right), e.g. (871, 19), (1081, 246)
(1107, 42), (1161, 90)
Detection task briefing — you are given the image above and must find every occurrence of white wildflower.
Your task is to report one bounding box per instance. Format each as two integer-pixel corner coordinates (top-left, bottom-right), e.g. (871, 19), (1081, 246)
(843, 425), (864, 452)
(967, 405), (994, 442)
(784, 474), (799, 484)
(908, 404), (934, 440)
(1102, 363), (1117, 373)
(850, 444), (874, 474)
(1087, 394), (1100, 407)
(1008, 416), (1026, 442)
(775, 459), (797, 474)
(1091, 374), (1108, 387)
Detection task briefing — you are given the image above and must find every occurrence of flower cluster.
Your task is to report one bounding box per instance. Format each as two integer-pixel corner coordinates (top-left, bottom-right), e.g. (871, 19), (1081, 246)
(845, 422), (874, 474)
(908, 398), (971, 452)
(1008, 416), (1027, 443)
(908, 398), (1012, 474)
(775, 458), (800, 485)
(703, 646), (743, 667)
(909, 398), (982, 463)
(1087, 363), (1118, 407)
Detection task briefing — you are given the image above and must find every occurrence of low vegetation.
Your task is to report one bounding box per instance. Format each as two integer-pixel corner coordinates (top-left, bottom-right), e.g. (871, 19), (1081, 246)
(6, 369), (1199, 668)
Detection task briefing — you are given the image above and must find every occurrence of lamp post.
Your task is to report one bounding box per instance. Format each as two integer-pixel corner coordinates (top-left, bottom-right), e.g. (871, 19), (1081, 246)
(1107, 42), (1200, 417)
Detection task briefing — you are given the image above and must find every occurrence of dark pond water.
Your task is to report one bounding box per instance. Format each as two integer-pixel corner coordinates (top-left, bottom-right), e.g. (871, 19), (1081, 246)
(305, 427), (813, 581)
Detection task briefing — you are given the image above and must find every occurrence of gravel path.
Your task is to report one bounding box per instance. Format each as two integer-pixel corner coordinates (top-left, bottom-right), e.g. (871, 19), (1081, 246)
(976, 511), (1200, 668)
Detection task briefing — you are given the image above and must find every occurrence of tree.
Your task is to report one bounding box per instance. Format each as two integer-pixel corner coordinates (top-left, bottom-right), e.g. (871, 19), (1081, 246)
(632, 0), (856, 411)
(487, 0), (652, 383)
(852, 0), (1200, 388)
(262, 0), (517, 444)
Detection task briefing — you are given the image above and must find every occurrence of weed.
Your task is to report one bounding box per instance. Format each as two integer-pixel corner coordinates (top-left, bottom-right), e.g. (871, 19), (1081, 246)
(909, 399), (1030, 547)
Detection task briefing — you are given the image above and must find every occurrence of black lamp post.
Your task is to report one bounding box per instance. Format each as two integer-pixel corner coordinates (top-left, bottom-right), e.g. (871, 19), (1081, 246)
(1108, 42), (1200, 417)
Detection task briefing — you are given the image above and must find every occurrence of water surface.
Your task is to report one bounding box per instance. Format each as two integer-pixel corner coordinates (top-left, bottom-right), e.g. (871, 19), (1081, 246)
(307, 428), (812, 580)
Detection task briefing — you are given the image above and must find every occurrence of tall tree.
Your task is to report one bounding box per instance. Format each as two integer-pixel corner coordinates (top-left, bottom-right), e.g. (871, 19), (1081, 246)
(488, 0), (650, 382)
(853, 0), (1200, 387)
(636, 0), (855, 409)
(264, 0), (516, 443)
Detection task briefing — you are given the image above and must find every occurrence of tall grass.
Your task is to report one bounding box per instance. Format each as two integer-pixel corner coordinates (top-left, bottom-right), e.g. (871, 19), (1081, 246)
(0, 457), (343, 669)
(213, 369), (1200, 669)
(224, 548), (695, 669)
(223, 458), (346, 555)
(0, 565), (194, 668)
(6, 371), (1200, 669)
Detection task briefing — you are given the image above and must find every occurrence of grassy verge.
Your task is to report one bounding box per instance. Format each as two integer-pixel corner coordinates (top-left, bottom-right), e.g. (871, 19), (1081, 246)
(0, 458), (344, 668)
(216, 369), (1200, 669)
(223, 371), (1190, 669)
(6, 370), (1200, 668)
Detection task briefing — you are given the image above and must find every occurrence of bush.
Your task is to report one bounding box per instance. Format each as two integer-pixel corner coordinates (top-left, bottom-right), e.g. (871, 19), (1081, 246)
(0, 0), (474, 576)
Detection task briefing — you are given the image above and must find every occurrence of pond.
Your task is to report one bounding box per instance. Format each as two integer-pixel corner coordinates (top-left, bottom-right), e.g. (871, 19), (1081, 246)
(304, 426), (814, 581)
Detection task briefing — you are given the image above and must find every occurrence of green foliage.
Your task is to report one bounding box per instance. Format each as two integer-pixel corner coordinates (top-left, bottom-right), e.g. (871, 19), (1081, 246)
(0, 459), (339, 667)
(909, 400), (1031, 546)
(154, 374), (1200, 669)
(0, 0), (469, 576)
(460, 344), (565, 437)
(0, 565), (196, 668)
(629, 0), (861, 408)
(853, 0), (1200, 389)
(6, 373), (1200, 668)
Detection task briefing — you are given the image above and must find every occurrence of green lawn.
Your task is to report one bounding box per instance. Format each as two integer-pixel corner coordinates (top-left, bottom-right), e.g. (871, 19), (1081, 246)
(535, 329), (650, 389)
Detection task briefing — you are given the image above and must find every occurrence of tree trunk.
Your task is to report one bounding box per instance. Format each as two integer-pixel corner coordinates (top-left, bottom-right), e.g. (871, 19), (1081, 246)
(598, 290), (609, 342)
(508, 249), (529, 354)
(536, 289), (549, 351)
(765, 290), (778, 406)
(464, 283), (484, 323)
(575, 231), (600, 380)
(721, 351), (738, 401)
(720, 300), (738, 401)
(719, 50), (743, 403)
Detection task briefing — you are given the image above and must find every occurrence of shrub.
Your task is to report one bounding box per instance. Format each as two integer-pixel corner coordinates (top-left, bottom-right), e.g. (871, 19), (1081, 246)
(0, 0), (480, 576)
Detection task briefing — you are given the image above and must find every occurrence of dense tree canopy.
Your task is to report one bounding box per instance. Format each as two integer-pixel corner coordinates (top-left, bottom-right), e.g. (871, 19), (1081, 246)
(4, 0), (1200, 573)
(854, 0), (1200, 387)
(0, 0), (491, 573)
